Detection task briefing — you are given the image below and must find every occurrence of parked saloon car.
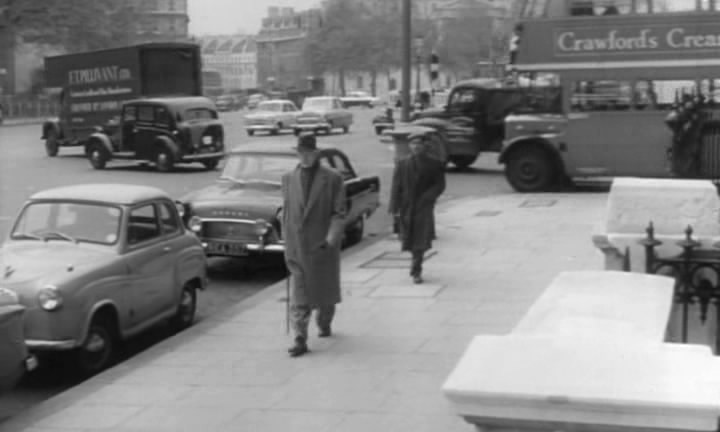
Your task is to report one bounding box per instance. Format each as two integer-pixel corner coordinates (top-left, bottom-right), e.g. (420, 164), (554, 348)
(340, 90), (381, 108)
(244, 100), (299, 136)
(86, 97), (226, 172)
(179, 143), (380, 258)
(0, 288), (37, 395)
(294, 96), (354, 136)
(0, 184), (207, 375)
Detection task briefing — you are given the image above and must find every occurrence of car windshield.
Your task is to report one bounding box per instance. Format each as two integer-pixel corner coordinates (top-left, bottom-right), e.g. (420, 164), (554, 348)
(257, 102), (283, 112)
(220, 153), (297, 184)
(303, 99), (332, 111)
(11, 201), (122, 245)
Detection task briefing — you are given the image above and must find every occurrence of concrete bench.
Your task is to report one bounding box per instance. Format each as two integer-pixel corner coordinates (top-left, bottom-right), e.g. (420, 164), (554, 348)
(442, 270), (720, 431)
(513, 271), (674, 342)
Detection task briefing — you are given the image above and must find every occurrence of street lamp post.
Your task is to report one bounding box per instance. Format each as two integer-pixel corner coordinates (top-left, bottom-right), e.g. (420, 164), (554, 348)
(401, 0), (412, 122)
(414, 36), (423, 104)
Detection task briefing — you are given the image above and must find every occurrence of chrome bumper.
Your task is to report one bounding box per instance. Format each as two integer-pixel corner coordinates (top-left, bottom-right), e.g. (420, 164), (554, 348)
(246, 125), (277, 131)
(200, 241), (285, 253)
(26, 339), (77, 350)
(295, 122), (330, 130)
(181, 151), (226, 161)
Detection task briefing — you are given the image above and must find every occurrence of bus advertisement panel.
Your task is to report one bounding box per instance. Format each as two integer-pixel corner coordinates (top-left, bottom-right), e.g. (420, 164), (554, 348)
(500, 11), (720, 192)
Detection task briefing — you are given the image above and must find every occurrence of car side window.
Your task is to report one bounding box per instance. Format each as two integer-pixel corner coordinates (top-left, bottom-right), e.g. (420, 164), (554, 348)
(123, 106), (137, 122)
(159, 202), (181, 235)
(127, 204), (161, 246)
(155, 107), (171, 127)
(448, 89), (477, 112)
(319, 155), (334, 169)
(137, 106), (154, 123)
(284, 103), (296, 112)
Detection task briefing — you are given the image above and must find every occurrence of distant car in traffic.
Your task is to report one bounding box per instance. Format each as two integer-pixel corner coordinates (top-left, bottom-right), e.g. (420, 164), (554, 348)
(340, 90), (381, 108)
(294, 96), (353, 135)
(246, 93), (267, 110)
(85, 97), (226, 172)
(215, 94), (242, 112)
(244, 100), (299, 136)
(178, 143), (381, 258)
(0, 184), (208, 375)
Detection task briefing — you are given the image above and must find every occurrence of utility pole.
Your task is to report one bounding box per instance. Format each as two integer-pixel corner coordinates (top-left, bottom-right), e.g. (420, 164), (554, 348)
(401, 0), (411, 122)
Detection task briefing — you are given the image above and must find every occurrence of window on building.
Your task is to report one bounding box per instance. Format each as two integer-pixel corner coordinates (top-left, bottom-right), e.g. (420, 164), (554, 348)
(356, 76), (364, 90)
(169, 0), (176, 11)
(633, 80), (703, 110)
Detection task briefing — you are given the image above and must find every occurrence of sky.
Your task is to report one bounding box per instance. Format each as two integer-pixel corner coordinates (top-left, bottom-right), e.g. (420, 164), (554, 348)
(188, 0), (322, 36)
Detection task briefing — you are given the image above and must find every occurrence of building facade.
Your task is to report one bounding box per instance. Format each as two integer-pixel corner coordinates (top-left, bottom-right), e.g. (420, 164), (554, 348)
(255, 6), (323, 91)
(199, 35), (258, 91)
(132, 0), (190, 43)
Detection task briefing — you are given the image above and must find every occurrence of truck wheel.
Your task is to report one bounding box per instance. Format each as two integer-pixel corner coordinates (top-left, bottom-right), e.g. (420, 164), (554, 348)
(505, 147), (555, 192)
(155, 145), (175, 172)
(45, 129), (59, 157)
(75, 312), (118, 376)
(449, 155), (478, 170)
(88, 142), (109, 170)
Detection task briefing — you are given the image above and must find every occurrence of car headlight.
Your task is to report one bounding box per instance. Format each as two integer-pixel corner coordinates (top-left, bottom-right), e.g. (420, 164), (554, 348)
(188, 216), (203, 233)
(38, 285), (63, 311)
(254, 219), (271, 236)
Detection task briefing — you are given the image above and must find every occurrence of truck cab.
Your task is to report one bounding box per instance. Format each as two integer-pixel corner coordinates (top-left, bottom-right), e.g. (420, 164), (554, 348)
(410, 78), (559, 169)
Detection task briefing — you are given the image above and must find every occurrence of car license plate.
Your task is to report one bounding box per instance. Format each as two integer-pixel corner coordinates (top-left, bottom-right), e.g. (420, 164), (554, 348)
(202, 136), (213, 145)
(206, 242), (248, 256)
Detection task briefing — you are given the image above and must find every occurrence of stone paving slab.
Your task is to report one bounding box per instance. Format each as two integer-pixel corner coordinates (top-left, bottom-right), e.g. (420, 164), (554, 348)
(0, 192), (607, 432)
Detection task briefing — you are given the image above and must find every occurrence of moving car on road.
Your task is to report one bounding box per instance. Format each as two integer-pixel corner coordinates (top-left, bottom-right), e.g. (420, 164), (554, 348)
(294, 96), (353, 136)
(214, 94), (242, 112)
(85, 97), (226, 172)
(178, 143), (380, 259)
(244, 100), (299, 136)
(0, 184), (208, 375)
(0, 288), (37, 395)
(340, 90), (380, 108)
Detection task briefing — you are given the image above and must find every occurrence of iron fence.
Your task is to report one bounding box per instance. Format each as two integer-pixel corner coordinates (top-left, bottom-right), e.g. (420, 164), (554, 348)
(634, 222), (720, 352)
(0, 96), (59, 119)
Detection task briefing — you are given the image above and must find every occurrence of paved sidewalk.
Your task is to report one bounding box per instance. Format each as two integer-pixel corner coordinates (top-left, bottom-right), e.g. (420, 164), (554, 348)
(1, 192), (606, 432)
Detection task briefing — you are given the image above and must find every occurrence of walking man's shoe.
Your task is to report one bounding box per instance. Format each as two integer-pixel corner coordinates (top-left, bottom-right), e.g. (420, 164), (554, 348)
(288, 336), (309, 357)
(318, 326), (332, 338)
(413, 275), (423, 284)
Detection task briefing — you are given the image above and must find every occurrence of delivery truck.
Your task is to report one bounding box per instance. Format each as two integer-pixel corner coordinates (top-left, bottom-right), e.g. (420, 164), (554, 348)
(41, 42), (203, 157)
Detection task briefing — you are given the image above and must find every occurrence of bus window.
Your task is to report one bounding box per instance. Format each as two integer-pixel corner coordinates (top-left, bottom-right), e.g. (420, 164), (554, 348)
(571, 80), (633, 111)
(634, 80), (697, 110)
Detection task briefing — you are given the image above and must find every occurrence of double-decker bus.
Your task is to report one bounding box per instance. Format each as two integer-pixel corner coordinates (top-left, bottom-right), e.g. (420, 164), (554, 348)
(500, 0), (720, 192)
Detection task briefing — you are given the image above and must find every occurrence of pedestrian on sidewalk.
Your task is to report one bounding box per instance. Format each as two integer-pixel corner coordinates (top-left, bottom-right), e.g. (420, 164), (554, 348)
(281, 133), (347, 357)
(389, 132), (446, 284)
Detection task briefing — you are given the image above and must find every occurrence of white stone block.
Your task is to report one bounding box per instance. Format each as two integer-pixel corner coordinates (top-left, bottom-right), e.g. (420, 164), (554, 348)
(513, 271), (675, 343)
(442, 334), (720, 431)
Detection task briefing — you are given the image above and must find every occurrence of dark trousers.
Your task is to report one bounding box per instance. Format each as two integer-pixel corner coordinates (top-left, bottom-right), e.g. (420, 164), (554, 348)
(411, 250), (424, 277)
(290, 304), (335, 340)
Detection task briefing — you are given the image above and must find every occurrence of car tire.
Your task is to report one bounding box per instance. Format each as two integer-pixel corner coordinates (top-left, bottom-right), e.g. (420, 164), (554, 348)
(75, 313), (118, 376)
(375, 126), (384, 135)
(342, 125), (350, 134)
(449, 155), (478, 170)
(88, 141), (110, 170)
(271, 124), (280, 135)
(155, 145), (175, 172)
(45, 129), (59, 157)
(247, 130), (255, 136)
(504, 147), (556, 193)
(344, 215), (365, 247)
(171, 284), (197, 332)
(202, 159), (220, 170)
(294, 129), (301, 136)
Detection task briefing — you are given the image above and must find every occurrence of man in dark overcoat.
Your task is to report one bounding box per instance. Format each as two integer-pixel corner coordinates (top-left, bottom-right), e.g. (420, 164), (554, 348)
(389, 133), (446, 284)
(281, 133), (346, 357)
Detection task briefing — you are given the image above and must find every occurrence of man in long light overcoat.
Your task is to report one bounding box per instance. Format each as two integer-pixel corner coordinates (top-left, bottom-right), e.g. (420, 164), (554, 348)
(281, 133), (346, 357)
(389, 133), (446, 284)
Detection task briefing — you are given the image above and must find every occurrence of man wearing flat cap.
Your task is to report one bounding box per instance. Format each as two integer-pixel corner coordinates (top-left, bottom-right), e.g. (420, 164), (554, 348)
(281, 133), (347, 357)
(389, 132), (446, 284)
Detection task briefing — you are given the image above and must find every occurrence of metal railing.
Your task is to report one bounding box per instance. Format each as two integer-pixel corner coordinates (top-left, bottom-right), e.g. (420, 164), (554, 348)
(0, 97), (59, 119)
